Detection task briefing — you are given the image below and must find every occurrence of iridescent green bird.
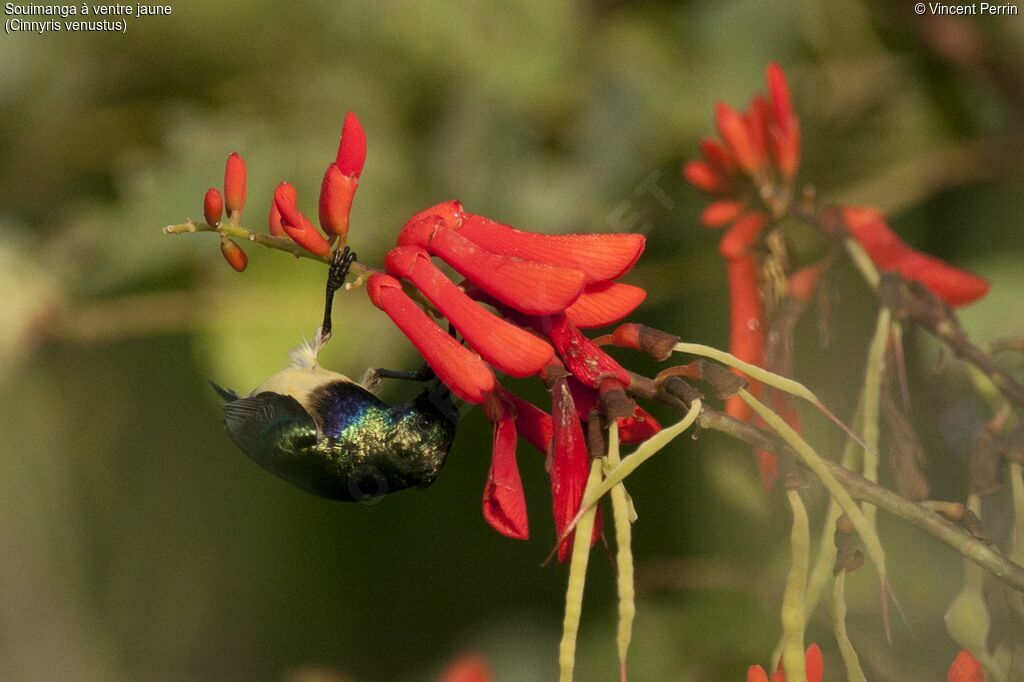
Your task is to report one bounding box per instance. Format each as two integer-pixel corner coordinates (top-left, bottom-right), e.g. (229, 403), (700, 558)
(211, 248), (459, 502)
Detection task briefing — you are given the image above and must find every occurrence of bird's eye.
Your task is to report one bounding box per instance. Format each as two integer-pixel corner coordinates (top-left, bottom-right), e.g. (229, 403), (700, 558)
(415, 414), (431, 432)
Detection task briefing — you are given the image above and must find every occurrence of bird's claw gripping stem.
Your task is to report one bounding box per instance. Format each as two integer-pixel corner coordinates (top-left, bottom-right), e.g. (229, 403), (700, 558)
(320, 246), (357, 343)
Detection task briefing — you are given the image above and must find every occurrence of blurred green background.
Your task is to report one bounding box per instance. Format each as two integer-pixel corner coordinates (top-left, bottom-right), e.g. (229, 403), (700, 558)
(2, 1), (1023, 679)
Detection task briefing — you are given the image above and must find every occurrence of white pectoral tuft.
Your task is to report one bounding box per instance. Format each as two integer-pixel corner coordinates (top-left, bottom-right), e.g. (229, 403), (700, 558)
(251, 333), (353, 407)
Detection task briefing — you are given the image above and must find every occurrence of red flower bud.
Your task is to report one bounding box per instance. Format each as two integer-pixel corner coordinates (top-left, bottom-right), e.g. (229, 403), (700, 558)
(268, 200), (285, 237)
(745, 95), (771, 172)
(398, 217), (587, 315)
(440, 653), (493, 682)
(318, 163), (358, 240)
(563, 281), (647, 329)
(384, 246), (554, 377)
(219, 237), (248, 272)
(683, 160), (729, 194)
(701, 200), (746, 228)
(366, 273), (495, 404)
(335, 111), (367, 179)
(203, 187), (223, 226)
(700, 138), (736, 176)
(224, 152), (247, 215)
(274, 183), (332, 257)
(715, 102), (759, 176)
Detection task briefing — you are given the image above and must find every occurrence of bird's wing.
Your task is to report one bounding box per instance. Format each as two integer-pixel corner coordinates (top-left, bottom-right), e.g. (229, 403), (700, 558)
(221, 392), (319, 457)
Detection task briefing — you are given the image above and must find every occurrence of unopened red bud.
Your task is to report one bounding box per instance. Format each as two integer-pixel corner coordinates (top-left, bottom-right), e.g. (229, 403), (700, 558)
(715, 102), (759, 176)
(335, 111), (367, 178)
(683, 160), (729, 194)
(224, 152), (247, 215)
(718, 212), (767, 261)
(701, 200), (745, 228)
(745, 95), (771, 172)
(220, 237), (248, 272)
(203, 187), (223, 226)
(274, 182), (332, 257)
(319, 163), (358, 240)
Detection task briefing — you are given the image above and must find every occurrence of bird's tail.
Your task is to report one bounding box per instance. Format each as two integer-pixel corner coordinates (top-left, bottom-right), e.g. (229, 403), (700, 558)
(209, 380), (240, 402)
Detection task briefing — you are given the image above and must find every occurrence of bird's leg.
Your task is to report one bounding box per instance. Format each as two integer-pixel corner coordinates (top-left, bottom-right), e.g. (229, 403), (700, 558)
(318, 246), (356, 344)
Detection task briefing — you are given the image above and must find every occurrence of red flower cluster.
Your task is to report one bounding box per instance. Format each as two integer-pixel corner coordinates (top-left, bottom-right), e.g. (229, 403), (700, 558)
(203, 152), (250, 271)
(367, 201), (652, 559)
(272, 112), (366, 257)
(685, 63), (991, 488)
(746, 643), (823, 682)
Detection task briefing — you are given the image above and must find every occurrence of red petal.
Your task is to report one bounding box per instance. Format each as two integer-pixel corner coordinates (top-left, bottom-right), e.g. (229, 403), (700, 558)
(335, 111), (366, 178)
(384, 246), (554, 377)
(268, 199), (285, 237)
(702, 200), (746, 228)
(542, 315), (631, 388)
(719, 212), (767, 260)
(947, 650), (984, 682)
(715, 103), (759, 175)
(787, 263), (825, 302)
(482, 401), (529, 539)
(504, 392), (553, 454)
(564, 281), (647, 329)
(551, 379), (596, 562)
(224, 152), (247, 214)
(456, 212), (645, 283)
(683, 160), (730, 194)
(365, 273), (495, 404)
(203, 187), (223, 226)
(405, 199), (463, 229)
(274, 183), (332, 257)
(318, 164), (358, 239)
(398, 217), (586, 315)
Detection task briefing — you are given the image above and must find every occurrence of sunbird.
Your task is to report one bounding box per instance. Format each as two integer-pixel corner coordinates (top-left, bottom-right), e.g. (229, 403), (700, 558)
(211, 248), (459, 502)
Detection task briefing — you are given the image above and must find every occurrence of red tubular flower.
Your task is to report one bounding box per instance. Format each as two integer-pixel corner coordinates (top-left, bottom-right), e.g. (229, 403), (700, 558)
(319, 163), (358, 241)
(564, 281), (647, 329)
(366, 273), (495, 404)
(616, 405), (661, 444)
(224, 152), (247, 215)
(840, 207), (989, 307)
(335, 111), (367, 178)
(274, 183), (332, 257)
(203, 187), (223, 226)
(947, 650), (984, 682)
(540, 315), (631, 389)
(219, 237), (248, 272)
(748, 643), (823, 682)
(482, 393), (529, 540)
(384, 246), (554, 377)
(701, 199), (746, 228)
(701, 138), (737, 177)
(398, 217), (587, 315)
(404, 202), (645, 283)
(550, 377), (601, 562)
(745, 95), (771, 172)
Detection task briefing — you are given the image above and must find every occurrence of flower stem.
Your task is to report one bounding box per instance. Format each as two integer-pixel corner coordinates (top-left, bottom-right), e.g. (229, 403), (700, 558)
(606, 423), (635, 682)
(833, 571), (868, 682)
(862, 306), (892, 529)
